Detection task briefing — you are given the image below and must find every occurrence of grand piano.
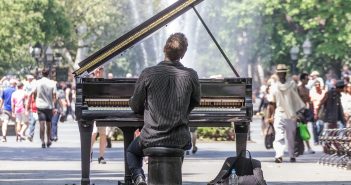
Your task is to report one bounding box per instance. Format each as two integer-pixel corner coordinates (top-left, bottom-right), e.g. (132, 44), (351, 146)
(74, 0), (253, 185)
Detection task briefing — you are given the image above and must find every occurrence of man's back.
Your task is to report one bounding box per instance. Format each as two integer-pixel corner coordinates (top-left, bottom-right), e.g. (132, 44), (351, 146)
(35, 77), (56, 109)
(271, 80), (305, 119)
(130, 60), (200, 148)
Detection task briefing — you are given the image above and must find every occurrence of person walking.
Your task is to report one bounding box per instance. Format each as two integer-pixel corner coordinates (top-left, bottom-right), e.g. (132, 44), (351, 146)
(106, 72), (115, 148)
(0, 79), (16, 142)
(23, 74), (36, 95)
(310, 80), (327, 144)
(270, 64), (305, 163)
(307, 71), (325, 90)
(186, 127), (198, 155)
(11, 82), (28, 141)
(318, 80), (346, 129)
(126, 33), (201, 185)
(297, 73), (315, 154)
(26, 92), (38, 142)
(33, 68), (57, 148)
(64, 83), (75, 120)
(90, 67), (107, 164)
(341, 82), (351, 128)
(51, 82), (65, 142)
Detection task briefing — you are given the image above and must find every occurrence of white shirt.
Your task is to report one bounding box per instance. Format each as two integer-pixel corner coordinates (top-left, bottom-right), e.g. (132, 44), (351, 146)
(35, 77), (57, 109)
(271, 80), (305, 119)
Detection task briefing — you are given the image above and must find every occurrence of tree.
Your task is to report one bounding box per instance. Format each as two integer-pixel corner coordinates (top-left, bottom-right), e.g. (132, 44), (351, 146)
(0, 0), (71, 76)
(264, 0), (351, 77)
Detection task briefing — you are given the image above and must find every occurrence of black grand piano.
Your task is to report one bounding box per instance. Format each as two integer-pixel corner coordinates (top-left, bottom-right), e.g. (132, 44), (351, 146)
(74, 0), (253, 185)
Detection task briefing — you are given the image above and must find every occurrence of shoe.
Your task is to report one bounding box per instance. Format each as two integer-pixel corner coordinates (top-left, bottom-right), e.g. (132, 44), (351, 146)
(19, 135), (26, 141)
(27, 136), (33, 142)
(306, 149), (315, 154)
(185, 150), (190, 155)
(41, 143), (46, 148)
(46, 142), (52, 148)
(106, 137), (112, 148)
(274, 157), (283, 163)
(134, 175), (147, 185)
(98, 156), (106, 164)
(192, 146), (198, 154)
(1, 136), (6, 142)
(50, 137), (58, 142)
(290, 158), (296, 162)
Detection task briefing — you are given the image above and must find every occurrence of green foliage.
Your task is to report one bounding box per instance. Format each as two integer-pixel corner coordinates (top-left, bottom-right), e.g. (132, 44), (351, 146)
(263, 0), (351, 75)
(2, 0), (351, 78)
(0, 0), (71, 76)
(197, 127), (235, 141)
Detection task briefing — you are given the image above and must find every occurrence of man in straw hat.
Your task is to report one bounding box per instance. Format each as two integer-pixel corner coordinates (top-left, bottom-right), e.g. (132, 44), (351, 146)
(307, 70), (325, 90)
(270, 64), (305, 163)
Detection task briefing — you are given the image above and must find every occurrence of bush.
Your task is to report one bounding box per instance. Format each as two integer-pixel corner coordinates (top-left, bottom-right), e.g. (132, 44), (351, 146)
(197, 127), (235, 141)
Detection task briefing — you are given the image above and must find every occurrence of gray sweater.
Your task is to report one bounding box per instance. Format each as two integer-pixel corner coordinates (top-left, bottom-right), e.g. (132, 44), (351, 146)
(129, 60), (201, 148)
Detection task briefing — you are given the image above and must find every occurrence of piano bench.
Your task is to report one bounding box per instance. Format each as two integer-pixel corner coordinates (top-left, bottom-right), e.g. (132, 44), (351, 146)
(143, 147), (184, 185)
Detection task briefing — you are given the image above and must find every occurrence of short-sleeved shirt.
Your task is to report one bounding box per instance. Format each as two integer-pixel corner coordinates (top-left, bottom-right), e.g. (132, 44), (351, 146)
(35, 77), (57, 109)
(28, 94), (37, 113)
(1, 86), (16, 111)
(11, 89), (27, 113)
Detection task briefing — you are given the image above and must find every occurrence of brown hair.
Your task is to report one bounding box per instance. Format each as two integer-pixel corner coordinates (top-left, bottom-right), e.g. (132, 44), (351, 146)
(163, 33), (188, 61)
(42, 68), (50, 77)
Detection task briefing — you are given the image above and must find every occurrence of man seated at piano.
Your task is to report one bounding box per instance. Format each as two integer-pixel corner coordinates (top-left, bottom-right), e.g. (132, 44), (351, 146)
(126, 32), (201, 185)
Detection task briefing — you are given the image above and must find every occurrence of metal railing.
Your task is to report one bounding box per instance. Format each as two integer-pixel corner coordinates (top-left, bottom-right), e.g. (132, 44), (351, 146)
(318, 128), (351, 170)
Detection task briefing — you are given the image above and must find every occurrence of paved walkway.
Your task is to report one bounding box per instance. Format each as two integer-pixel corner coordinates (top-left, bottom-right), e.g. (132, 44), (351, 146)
(0, 116), (350, 185)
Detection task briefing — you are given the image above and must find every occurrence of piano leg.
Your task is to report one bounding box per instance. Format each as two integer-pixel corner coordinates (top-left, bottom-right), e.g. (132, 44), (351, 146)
(235, 123), (249, 157)
(118, 127), (136, 185)
(78, 121), (93, 185)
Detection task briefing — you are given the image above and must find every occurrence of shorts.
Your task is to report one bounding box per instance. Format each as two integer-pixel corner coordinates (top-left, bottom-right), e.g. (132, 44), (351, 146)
(0, 110), (14, 122)
(93, 122), (106, 135)
(15, 113), (28, 123)
(38, 109), (53, 122)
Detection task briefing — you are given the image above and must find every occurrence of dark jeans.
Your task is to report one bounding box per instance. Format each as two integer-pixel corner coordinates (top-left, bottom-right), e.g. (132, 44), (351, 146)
(127, 137), (145, 180)
(51, 113), (60, 139)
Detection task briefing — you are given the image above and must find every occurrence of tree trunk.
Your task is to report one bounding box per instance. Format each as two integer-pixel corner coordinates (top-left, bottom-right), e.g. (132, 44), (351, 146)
(74, 23), (89, 70)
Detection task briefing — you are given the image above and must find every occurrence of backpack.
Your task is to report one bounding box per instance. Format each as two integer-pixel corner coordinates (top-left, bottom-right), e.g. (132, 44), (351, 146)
(208, 150), (267, 185)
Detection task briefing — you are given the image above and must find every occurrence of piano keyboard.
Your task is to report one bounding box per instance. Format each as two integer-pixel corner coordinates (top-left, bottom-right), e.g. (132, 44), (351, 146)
(87, 106), (242, 112)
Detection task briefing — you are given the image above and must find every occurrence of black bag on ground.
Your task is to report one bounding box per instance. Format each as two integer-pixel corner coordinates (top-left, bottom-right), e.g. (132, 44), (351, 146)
(208, 150), (267, 185)
(264, 124), (275, 149)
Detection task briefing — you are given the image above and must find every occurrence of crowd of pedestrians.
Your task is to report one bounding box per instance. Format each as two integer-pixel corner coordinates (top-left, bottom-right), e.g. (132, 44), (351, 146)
(257, 64), (351, 163)
(0, 69), (76, 148)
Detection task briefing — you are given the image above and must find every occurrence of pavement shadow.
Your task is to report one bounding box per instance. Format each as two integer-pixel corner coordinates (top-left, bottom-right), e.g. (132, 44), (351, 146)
(0, 169), (125, 185)
(267, 182), (351, 185)
(185, 149), (324, 164)
(0, 147), (125, 162)
(152, 181), (351, 185)
(179, 180), (351, 185)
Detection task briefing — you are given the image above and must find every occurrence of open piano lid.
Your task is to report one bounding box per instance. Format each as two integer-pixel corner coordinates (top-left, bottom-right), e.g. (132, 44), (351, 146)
(73, 0), (204, 77)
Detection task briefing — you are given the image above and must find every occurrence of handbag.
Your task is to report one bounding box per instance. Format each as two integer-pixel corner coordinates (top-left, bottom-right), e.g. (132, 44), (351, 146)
(264, 124), (275, 149)
(208, 150), (267, 185)
(294, 126), (305, 157)
(298, 122), (311, 141)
